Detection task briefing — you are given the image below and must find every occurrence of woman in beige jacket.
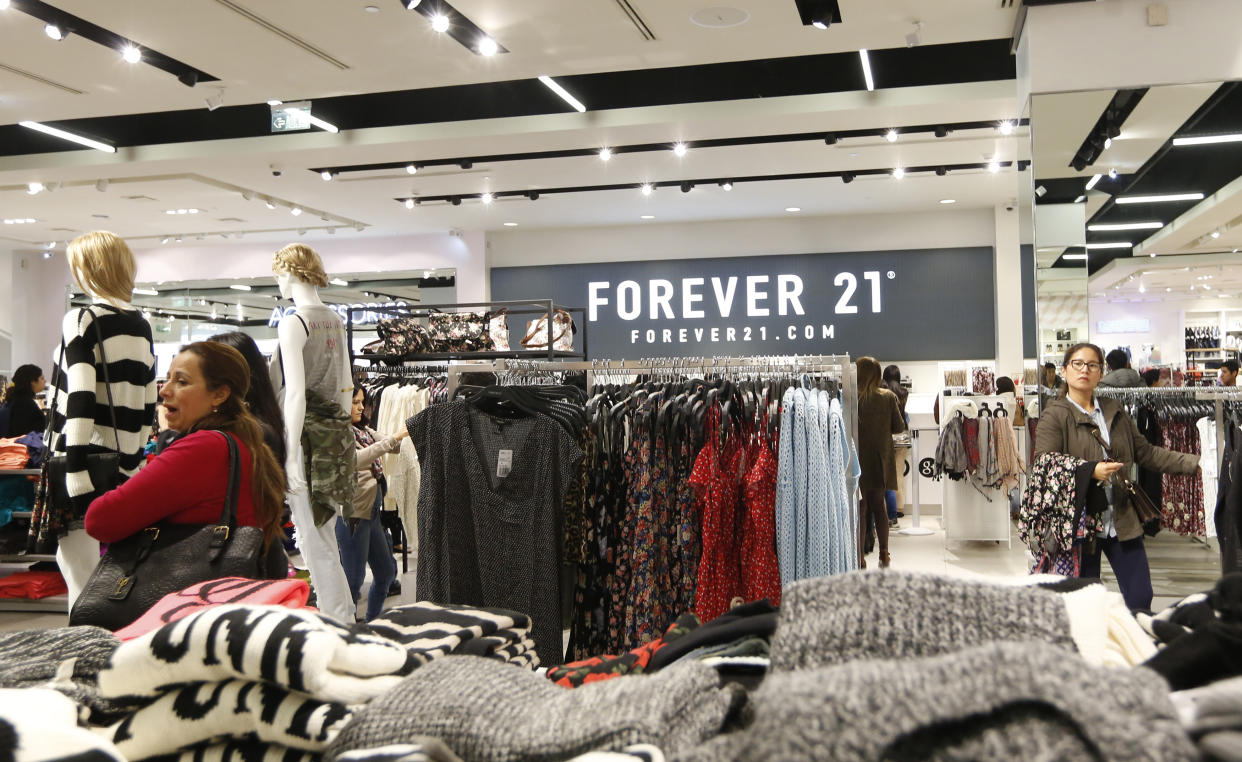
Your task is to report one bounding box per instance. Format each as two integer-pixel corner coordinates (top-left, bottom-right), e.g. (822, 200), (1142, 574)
(1034, 342), (1198, 609)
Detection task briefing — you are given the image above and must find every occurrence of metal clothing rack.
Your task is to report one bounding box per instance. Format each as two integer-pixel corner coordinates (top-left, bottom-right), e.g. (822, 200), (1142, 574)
(1096, 386), (1242, 475)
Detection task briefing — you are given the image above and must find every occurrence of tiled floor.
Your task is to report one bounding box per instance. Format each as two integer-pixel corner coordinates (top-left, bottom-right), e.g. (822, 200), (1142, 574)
(0, 516), (1226, 632)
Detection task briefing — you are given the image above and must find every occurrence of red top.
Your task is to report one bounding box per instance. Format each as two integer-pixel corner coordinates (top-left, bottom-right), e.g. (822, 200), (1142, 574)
(84, 430), (260, 543)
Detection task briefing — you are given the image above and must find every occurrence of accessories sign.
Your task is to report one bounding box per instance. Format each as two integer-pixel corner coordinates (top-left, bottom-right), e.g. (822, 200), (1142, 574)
(491, 247), (996, 360)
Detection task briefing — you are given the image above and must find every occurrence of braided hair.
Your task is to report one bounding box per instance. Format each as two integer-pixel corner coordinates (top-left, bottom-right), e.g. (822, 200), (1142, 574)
(272, 243), (329, 288)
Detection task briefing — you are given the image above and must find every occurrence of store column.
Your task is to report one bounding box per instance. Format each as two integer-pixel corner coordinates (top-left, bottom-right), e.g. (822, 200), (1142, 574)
(994, 203), (1024, 377)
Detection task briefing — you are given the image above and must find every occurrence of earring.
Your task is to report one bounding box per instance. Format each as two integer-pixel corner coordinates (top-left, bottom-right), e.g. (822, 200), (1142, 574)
(213, 407), (218, 413)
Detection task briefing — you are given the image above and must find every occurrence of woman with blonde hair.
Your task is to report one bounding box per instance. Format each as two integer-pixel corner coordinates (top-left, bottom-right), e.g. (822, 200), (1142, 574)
(855, 356), (906, 568)
(33, 231), (158, 605)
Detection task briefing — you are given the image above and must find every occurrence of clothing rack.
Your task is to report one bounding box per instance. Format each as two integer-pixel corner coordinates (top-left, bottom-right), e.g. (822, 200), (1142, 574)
(1096, 387), (1242, 473)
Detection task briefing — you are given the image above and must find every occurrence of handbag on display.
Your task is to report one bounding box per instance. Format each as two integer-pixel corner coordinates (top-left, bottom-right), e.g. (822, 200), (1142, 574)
(489, 308), (511, 352)
(428, 309), (494, 353)
(68, 430), (289, 632)
(372, 316), (432, 357)
(1090, 430), (1163, 537)
(45, 308), (125, 518)
(522, 308), (576, 352)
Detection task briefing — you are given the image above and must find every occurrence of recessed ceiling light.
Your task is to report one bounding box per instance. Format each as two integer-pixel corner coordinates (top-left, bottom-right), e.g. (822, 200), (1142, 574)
(785, 207), (801, 213)
(1166, 287), (1172, 292)
(1173, 133), (1242, 146)
(477, 36), (499, 56)
(672, 142), (688, 157)
(640, 215), (655, 219)
(885, 129), (898, 143)
(430, 14), (449, 32)
(503, 222), (518, 227)
(599, 147), (612, 161)
(121, 45), (141, 63)
(1115, 192), (1205, 204)
(1088, 222), (1164, 231)
(939, 199), (956, 204)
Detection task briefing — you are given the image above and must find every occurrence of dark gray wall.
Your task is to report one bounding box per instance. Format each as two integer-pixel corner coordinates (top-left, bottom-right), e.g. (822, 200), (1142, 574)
(1021, 244), (1037, 359)
(492, 247), (997, 361)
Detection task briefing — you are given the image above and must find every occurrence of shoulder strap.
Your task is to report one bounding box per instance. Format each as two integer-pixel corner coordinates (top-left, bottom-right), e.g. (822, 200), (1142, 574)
(89, 308), (123, 453)
(204, 430), (242, 559)
(295, 313), (309, 336)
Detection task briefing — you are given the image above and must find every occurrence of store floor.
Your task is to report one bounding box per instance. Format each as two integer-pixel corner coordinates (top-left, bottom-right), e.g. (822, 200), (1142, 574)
(0, 521), (1224, 632)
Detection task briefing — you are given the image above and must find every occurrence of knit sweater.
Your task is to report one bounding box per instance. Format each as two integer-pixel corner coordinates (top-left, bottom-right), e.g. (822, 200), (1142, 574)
(48, 303), (157, 517)
(678, 641), (1196, 762)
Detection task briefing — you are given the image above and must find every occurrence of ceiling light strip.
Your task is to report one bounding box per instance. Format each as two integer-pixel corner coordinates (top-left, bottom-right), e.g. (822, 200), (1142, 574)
(538, 75), (587, 113)
(1172, 133), (1242, 146)
(1114, 192), (1205, 204)
(306, 115), (339, 133)
(312, 118), (1031, 176)
(1084, 173), (1102, 191)
(858, 49), (875, 92)
(1087, 222), (1164, 231)
(391, 160), (1024, 205)
(18, 120), (115, 152)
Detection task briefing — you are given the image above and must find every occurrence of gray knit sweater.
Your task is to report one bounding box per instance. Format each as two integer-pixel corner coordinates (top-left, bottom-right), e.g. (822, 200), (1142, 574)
(326, 657), (740, 762)
(0, 625), (129, 721)
(678, 641), (1196, 762)
(770, 571), (1077, 671)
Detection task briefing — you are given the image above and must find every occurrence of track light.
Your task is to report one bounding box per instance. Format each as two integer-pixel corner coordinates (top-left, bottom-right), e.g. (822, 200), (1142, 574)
(405, 198), (415, 209)
(824, 133), (838, 145)
(526, 191), (539, 201)
(406, 164), (418, 174)
(290, 206), (302, 216)
(241, 190), (254, 201)
(320, 171), (334, 181)
(44, 23), (65, 40)
(680, 182), (694, 193)
(481, 192), (494, 204)
(841, 173), (855, 184)
(264, 200), (276, 210)
(599, 147), (612, 161)
(1211, 230), (1222, 239)
(204, 90), (225, 111)
(460, 160), (473, 169)
(672, 142), (688, 157)
(95, 179), (109, 192)
(178, 71), (199, 87)
(1108, 168), (1119, 179)
(450, 197), (462, 206)
(812, 18), (830, 30)
(720, 181), (733, 191)
(161, 237), (170, 244)
(892, 167), (905, 179)
(27, 182), (43, 195)
(477, 37), (499, 56)
(121, 45), (141, 63)
(640, 183), (653, 196)
(988, 160), (1001, 173)
(297, 229), (307, 236)
(430, 14), (449, 32)
(999, 120), (1015, 135)
(885, 129), (898, 143)
(934, 126), (949, 138)
(935, 166), (947, 176)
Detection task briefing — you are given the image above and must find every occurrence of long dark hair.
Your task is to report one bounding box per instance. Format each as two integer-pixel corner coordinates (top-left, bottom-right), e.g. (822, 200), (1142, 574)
(208, 332), (285, 462)
(881, 364), (908, 406)
(3, 364), (41, 405)
(857, 356), (882, 399)
(179, 342), (286, 545)
(352, 383), (368, 429)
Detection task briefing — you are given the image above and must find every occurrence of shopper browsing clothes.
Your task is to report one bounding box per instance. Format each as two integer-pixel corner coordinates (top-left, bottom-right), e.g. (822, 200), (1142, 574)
(1099, 349), (1144, 388)
(339, 384), (404, 621)
(881, 364), (909, 528)
(1034, 343), (1199, 609)
(1220, 359), (1239, 387)
(855, 356), (906, 569)
(1, 364), (46, 437)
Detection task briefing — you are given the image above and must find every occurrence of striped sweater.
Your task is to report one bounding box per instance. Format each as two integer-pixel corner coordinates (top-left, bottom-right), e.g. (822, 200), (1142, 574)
(48, 303), (158, 516)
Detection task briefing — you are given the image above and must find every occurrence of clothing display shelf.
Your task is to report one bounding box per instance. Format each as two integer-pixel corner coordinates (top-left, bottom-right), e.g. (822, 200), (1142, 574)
(939, 395), (1020, 547)
(0, 468), (63, 613)
(347, 300), (588, 363)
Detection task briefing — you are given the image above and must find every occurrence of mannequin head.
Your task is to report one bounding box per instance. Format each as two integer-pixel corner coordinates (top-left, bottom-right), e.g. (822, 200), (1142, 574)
(272, 243), (329, 297)
(67, 231), (137, 303)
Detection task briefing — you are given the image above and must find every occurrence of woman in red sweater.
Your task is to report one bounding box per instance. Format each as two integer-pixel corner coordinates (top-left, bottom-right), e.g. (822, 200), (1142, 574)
(85, 342), (285, 545)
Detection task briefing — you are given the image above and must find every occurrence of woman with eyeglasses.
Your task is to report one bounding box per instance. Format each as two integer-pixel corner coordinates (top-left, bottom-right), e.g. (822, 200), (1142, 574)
(1033, 342), (1199, 609)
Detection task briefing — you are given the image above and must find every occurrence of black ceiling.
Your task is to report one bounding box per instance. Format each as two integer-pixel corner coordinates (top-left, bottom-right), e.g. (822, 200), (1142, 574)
(1036, 81), (1242, 273)
(0, 38), (1015, 156)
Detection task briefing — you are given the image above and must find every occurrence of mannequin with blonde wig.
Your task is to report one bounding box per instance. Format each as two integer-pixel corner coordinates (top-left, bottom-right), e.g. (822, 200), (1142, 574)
(36, 231), (158, 605)
(271, 243), (354, 623)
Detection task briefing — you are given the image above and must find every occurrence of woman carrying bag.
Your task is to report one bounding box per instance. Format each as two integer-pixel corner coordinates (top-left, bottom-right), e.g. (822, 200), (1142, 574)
(75, 342), (287, 630)
(1033, 342), (1199, 610)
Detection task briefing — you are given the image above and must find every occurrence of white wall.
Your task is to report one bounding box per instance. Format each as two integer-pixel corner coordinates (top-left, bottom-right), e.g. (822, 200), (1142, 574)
(1090, 295), (1242, 368)
(2, 247), (73, 373)
(1025, 0), (1242, 94)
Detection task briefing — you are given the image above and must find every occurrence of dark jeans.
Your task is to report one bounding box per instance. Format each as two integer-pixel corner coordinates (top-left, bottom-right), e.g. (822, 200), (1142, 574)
(1079, 535), (1153, 610)
(335, 490), (397, 621)
(885, 490), (898, 521)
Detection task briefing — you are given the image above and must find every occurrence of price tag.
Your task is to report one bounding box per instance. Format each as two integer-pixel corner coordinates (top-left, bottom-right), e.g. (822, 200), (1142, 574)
(497, 449), (513, 478)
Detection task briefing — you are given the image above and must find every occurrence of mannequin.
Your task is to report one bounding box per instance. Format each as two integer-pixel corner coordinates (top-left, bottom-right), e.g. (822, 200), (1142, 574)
(36, 231), (157, 605)
(271, 244), (356, 623)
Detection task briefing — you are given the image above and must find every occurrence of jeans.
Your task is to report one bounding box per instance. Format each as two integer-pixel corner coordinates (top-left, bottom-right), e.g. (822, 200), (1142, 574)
(885, 490), (898, 521)
(335, 490), (397, 621)
(1079, 535), (1153, 610)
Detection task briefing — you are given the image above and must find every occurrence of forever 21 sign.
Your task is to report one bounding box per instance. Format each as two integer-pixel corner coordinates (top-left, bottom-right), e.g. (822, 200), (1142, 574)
(490, 247), (995, 361)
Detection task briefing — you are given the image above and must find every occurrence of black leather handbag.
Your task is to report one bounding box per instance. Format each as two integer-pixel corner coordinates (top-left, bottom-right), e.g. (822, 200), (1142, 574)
(1092, 430), (1163, 537)
(45, 308), (125, 516)
(69, 431), (289, 631)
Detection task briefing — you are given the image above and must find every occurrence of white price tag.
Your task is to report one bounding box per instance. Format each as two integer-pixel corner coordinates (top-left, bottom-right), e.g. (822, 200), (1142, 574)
(497, 449), (513, 478)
